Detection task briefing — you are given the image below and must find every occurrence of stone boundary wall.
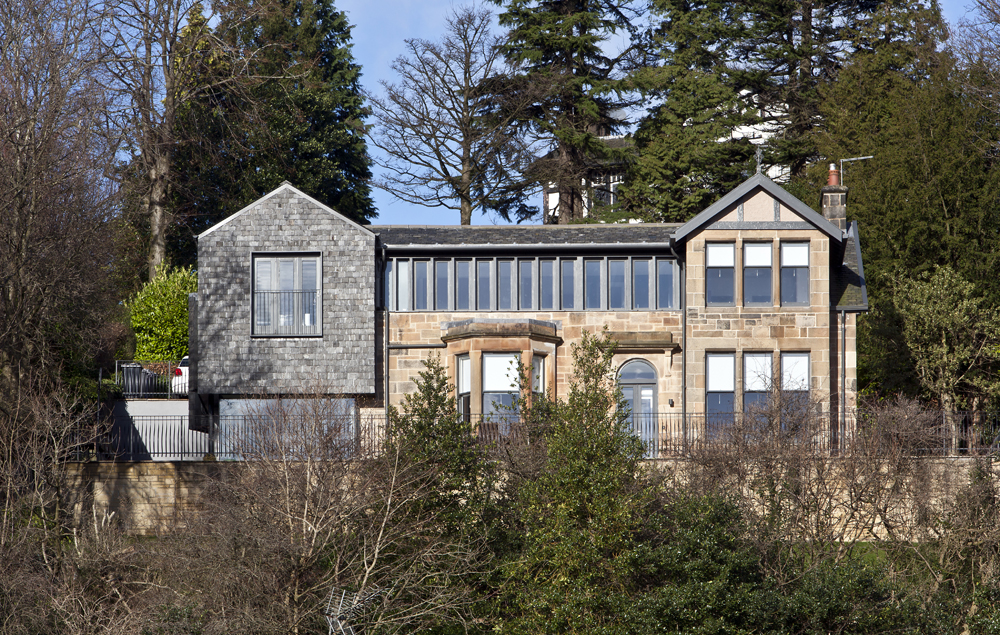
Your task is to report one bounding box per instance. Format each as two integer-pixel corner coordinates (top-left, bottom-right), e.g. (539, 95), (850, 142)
(63, 456), (996, 537)
(64, 462), (231, 535)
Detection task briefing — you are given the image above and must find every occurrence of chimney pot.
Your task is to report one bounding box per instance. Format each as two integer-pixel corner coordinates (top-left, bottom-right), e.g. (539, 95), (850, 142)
(827, 164), (840, 186)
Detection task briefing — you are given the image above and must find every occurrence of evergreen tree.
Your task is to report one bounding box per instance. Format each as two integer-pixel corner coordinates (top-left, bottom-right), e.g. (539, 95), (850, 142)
(803, 14), (1000, 400)
(622, 0), (938, 221)
(168, 0), (374, 266)
(618, 0), (755, 222)
(493, 0), (636, 223)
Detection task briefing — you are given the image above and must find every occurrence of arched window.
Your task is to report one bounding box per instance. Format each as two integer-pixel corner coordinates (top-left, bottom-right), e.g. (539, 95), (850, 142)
(618, 360), (657, 457)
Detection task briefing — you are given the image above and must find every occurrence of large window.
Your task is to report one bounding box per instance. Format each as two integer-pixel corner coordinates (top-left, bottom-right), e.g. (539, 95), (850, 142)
(483, 353), (519, 420)
(780, 243), (809, 305)
(253, 255), (320, 336)
(743, 243), (772, 305)
(706, 353), (735, 434)
(706, 243), (735, 305)
(619, 360), (657, 457)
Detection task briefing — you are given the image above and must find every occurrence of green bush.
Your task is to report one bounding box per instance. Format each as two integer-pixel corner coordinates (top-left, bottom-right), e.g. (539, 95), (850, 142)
(129, 265), (197, 360)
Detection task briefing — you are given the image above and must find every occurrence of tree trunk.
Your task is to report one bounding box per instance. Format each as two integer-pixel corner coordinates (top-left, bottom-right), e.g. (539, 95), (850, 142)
(147, 149), (170, 280)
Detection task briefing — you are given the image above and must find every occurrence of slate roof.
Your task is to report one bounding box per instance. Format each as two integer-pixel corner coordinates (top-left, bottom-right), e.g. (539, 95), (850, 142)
(831, 221), (868, 311)
(372, 224), (680, 250)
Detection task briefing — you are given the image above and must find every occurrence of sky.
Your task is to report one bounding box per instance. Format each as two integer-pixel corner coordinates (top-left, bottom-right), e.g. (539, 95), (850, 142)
(338, 0), (977, 227)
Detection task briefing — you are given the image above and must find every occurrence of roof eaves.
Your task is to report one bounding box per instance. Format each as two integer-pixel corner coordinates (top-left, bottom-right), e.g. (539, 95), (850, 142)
(673, 173), (843, 243)
(198, 182), (375, 240)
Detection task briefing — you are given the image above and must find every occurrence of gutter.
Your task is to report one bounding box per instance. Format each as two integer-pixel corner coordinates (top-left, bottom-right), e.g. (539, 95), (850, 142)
(382, 242), (676, 254)
(668, 237), (687, 433)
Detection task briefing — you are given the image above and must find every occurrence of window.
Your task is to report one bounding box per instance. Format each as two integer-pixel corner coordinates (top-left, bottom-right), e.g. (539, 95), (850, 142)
(477, 260), (491, 310)
(706, 353), (735, 434)
(435, 261), (449, 310)
(457, 355), (471, 421)
(253, 255), (320, 336)
(531, 355), (545, 396)
(743, 352), (772, 413)
(781, 352), (810, 424)
(584, 259), (601, 309)
(540, 260), (555, 309)
(706, 243), (735, 305)
(780, 243), (809, 305)
(743, 243), (772, 305)
(609, 260), (626, 309)
(413, 261), (429, 310)
(520, 260), (534, 309)
(633, 259), (650, 309)
(657, 259), (674, 309)
(619, 360), (657, 457)
(384, 256), (678, 312)
(397, 260), (411, 311)
(561, 260), (575, 309)
(483, 353), (519, 437)
(456, 261), (471, 310)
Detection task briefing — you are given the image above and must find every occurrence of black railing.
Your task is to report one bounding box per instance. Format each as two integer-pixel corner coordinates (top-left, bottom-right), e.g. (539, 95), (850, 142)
(93, 411), (1000, 462)
(253, 290), (320, 336)
(115, 360), (187, 399)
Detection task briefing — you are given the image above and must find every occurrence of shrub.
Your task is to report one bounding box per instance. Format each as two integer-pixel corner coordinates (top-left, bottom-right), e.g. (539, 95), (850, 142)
(129, 265), (197, 360)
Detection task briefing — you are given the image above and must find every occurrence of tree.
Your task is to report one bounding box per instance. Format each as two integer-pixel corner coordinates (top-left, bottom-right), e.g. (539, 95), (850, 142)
(105, 0), (244, 279)
(128, 265), (197, 360)
(493, 0), (637, 223)
(618, 0), (755, 222)
(495, 331), (650, 633)
(370, 5), (536, 225)
(0, 0), (122, 392)
(889, 266), (1000, 411)
(804, 22), (1000, 398)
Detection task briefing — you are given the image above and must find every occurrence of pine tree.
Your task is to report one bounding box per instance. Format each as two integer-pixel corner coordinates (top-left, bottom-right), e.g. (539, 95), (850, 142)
(618, 0), (755, 222)
(493, 0), (636, 223)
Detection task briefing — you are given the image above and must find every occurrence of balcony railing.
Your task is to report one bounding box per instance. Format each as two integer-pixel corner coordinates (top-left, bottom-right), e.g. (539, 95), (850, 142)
(114, 360), (187, 399)
(253, 290), (320, 336)
(92, 410), (1000, 462)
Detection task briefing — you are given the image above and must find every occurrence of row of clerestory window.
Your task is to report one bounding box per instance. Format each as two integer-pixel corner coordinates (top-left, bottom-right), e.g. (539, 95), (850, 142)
(383, 256), (678, 312)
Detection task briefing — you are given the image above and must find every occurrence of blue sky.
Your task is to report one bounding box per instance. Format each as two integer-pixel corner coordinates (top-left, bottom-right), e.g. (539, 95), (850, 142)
(338, 0), (977, 226)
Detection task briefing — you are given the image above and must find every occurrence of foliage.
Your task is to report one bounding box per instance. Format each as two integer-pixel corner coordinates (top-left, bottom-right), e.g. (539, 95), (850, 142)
(886, 266), (1000, 410)
(493, 0), (636, 222)
(388, 354), (493, 533)
(496, 331), (648, 634)
(167, 0), (374, 267)
(129, 266), (197, 361)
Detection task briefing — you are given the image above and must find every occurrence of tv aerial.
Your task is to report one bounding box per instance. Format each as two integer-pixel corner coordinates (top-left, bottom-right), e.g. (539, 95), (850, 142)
(323, 586), (385, 635)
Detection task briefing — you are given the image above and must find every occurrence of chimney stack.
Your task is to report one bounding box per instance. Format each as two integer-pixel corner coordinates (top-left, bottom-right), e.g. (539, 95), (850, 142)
(821, 163), (847, 231)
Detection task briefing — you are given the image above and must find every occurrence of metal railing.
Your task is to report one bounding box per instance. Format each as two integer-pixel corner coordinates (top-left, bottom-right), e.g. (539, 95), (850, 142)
(93, 410), (1000, 462)
(114, 360), (187, 399)
(253, 290), (320, 336)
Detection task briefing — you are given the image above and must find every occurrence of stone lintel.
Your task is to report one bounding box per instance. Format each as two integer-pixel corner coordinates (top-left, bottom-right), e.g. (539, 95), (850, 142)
(604, 331), (679, 351)
(441, 321), (563, 345)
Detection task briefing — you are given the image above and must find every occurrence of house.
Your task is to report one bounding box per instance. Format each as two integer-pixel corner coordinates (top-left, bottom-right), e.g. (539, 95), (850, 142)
(186, 167), (866, 456)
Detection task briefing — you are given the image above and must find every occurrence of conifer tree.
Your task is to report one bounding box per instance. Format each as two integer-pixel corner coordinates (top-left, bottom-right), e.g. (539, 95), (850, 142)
(493, 0), (636, 223)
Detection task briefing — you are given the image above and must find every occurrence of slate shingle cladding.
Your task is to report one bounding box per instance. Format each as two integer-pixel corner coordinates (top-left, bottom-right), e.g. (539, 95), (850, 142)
(196, 188), (375, 395)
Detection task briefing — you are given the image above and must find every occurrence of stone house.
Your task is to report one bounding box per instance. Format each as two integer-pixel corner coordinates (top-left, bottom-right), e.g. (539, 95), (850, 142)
(188, 167), (866, 455)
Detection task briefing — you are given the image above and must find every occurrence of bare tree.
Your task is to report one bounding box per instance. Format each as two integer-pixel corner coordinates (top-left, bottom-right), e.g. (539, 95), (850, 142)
(100, 0), (272, 279)
(0, 0), (121, 389)
(369, 5), (537, 224)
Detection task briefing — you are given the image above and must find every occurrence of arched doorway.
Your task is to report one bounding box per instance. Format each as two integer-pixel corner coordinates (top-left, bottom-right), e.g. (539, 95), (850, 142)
(618, 360), (658, 457)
